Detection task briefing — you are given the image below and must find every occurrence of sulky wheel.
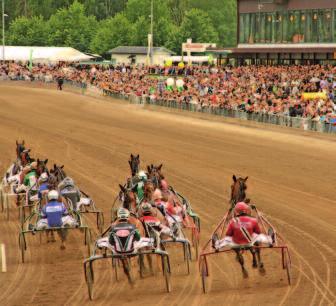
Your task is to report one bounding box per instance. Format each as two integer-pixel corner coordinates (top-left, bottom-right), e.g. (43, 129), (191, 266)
(19, 233), (26, 263)
(162, 255), (172, 293)
(183, 242), (191, 275)
(200, 258), (208, 294)
(84, 228), (92, 256)
(5, 193), (9, 221)
(85, 263), (94, 300)
(285, 251), (291, 285)
(97, 212), (104, 235)
(0, 189), (4, 213)
(192, 229), (199, 261)
(112, 258), (119, 281)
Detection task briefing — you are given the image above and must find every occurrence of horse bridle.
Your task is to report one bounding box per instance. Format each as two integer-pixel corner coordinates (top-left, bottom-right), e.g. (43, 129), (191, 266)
(238, 179), (246, 201)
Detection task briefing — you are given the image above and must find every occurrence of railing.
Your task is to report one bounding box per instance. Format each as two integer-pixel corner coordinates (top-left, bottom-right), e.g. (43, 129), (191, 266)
(102, 90), (336, 134)
(1, 76), (335, 134)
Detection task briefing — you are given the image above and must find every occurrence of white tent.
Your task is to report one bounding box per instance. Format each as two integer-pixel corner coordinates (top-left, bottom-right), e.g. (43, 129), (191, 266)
(0, 46), (93, 63)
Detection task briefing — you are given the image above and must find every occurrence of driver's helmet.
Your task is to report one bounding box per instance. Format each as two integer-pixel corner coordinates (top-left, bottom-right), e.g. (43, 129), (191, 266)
(141, 202), (152, 215)
(160, 179), (169, 191)
(117, 207), (130, 220)
(138, 170), (147, 181)
(47, 190), (59, 201)
(30, 161), (38, 170)
(234, 202), (251, 216)
(152, 189), (163, 201)
(39, 172), (48, 182)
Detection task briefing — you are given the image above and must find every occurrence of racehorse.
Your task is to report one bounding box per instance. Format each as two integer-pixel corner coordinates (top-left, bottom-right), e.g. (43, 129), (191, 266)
(15, 140), (26, 160)
(128, 154), (140, 177)
(119, 184), (137, 213)
(36, 159), (49, 176)
(147, 164), (164, 189)
(228, 175), (265, 277)
(230, 175), (248, 208)
(50, 164), (66, 184)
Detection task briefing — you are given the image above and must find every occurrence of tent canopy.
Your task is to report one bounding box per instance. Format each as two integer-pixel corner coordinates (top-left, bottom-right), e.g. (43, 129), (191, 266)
(0, 46), (93, 63)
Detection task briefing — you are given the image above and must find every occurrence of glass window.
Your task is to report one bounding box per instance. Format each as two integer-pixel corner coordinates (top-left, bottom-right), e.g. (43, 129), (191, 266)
(239, 14), (245, 43)
(311, 10), (318, 42)
(304, 10), (312, 42)
(323, 10), (332, 42)
(275, 12), (283, 43)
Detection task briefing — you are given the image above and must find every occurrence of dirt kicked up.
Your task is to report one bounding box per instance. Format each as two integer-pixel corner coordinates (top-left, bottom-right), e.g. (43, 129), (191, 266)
(0, 83), (335, 306)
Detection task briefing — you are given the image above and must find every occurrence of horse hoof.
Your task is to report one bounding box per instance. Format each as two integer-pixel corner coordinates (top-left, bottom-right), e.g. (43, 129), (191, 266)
(252, 261), (258, 268)
(259, 264), (266, 275)
(242, 269), (249, 278)
(60, 245), (66, 250)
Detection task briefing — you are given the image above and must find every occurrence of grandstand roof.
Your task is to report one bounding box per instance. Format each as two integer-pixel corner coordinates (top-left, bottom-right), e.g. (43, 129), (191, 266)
(107, 46), (175, 55)
(0, 46), (93, 63)
(208, 43), (336, 54)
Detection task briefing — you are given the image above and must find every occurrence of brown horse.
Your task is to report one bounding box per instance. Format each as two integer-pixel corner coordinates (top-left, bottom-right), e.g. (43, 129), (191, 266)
(15, 140), (26, 160)
(230, 175), (248, 208)
(128, 154), (140, 177)
(119, 184), (138, 214)
(147, 164), (164, 189)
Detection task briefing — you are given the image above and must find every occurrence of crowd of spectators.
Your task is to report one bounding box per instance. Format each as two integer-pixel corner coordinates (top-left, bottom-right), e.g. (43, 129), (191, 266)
(1, 61), (336, 124)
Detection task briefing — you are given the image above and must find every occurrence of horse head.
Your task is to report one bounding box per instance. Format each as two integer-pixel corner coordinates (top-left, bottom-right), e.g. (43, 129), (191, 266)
(230, 175), (248, 206)
(16, 140), (25, 159)
(51, 164), (66, 183)
(36, 158), (49, 176)
(143, 180), (154, 201)
(128, 154), (140, 177)
(147, 163), (164, 188)
(20, 149), (33, 166)
(47, 173), (58, 190)
(119, 184), (137, 212)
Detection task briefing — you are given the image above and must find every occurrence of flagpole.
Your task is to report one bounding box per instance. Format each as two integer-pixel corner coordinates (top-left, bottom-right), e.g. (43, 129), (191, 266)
(2, 0), (5, 61)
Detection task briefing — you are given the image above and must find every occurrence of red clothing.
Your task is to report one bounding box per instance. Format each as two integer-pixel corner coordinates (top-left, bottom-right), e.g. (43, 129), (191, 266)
(154, 200), (178, 215)
(226, 216), (261, 244)
(140, 215), (161, 227)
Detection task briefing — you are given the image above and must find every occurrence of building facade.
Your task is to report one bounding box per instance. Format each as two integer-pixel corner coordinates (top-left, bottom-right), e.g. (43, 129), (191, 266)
(238, 0), (336, 44)
(209, 0), (336, 65)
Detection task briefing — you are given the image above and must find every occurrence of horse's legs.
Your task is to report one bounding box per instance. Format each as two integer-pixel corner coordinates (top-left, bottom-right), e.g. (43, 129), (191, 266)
(122, 258), (134, 286)
(46, 230), (50, 243)
(234, 249), (248, 278)
(254, 244), (266, 274)
(250, 248), (258, 268)
(58, 229), (66, 249)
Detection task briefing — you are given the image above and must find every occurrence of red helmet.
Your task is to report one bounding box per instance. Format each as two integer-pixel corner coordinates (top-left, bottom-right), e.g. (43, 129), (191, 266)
(234, 202), (250, 216)
(160, 179), (169, 191)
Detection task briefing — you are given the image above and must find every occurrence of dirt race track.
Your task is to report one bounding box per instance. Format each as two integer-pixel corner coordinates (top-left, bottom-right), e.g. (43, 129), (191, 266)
(0, 83), (335, 306)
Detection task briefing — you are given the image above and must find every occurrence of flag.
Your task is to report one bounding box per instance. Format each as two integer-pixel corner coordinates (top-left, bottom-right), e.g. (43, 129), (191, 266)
(29, 49), (33, 72)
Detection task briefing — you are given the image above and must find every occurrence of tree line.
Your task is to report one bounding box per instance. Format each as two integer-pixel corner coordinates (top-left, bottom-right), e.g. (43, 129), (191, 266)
(1, 0), (237, 55)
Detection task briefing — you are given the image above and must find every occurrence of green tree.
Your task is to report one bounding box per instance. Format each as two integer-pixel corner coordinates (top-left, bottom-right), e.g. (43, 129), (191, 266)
(125, 0), (170, 23)
(188, 0), (237, 46)
(90, 13), (133, 54)
(8, 15), (49, 46)
(47, 1), (97, 51)
(166, 0), (190, 25)
(179, 9), (219, 43)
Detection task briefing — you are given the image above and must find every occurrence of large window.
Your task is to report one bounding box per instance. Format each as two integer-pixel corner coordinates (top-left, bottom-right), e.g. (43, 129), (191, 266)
(239, 8), (336, 44)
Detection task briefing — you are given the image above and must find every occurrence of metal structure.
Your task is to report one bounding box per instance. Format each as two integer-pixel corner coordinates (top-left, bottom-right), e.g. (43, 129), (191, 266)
(84, 224), (171, 300)
(199, 207), (291, 293)
(19, 199), (92, 263)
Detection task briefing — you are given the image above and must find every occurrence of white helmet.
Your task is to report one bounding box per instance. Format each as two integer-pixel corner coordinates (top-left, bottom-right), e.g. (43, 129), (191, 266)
(40, 172), (48, 182)
(117, 208), (130, 220)
(138, 170), (147, 180)
(152, 189), (163, 201)
(48, 190), (59, 201)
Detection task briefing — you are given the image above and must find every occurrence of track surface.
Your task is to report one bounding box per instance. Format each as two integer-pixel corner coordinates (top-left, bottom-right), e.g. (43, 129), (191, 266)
(0, 83), (335, 306)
